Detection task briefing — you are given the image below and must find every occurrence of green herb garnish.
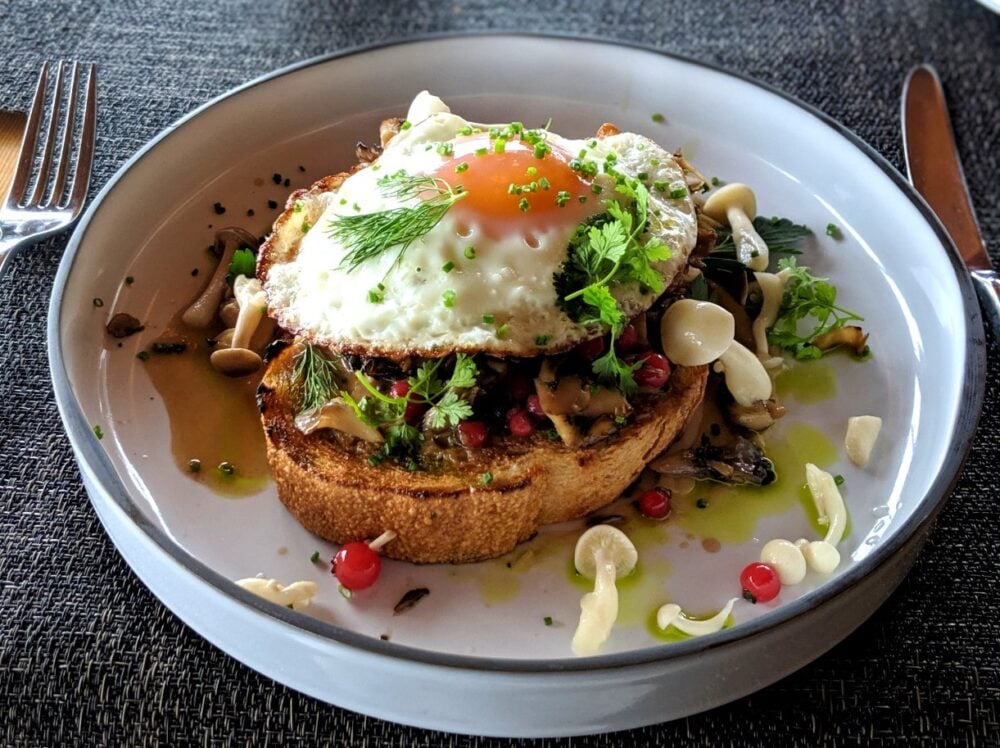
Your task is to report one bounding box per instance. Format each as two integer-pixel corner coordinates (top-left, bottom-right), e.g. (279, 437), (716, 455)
(292, 343), (340, 412)
(310, 551), (321, 563)
(555, 177), (672, 394)
(329, 170), (465, 272)
(710, 216), (810, 270)
(481, 471), (493, 485)
(768, 257), (864, 360)
(92, 425), (104, 439)
(227, 247), (256, 284)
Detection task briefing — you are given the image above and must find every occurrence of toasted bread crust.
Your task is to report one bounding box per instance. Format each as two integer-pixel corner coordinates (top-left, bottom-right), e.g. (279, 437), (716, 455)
(258, 345), (707, 563)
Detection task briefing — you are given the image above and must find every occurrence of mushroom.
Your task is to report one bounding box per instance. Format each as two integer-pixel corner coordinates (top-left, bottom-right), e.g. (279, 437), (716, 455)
(210, 275), (267, 377)
(548, 413), (583, 448)
(294, 399), (384, 443)
(580, 388), (630, 418)
(814, 325), (869, 356)
(235, 578), (317, 611)
(570, 525), (638, 656)
(182, 227), (258, 328)
(727, 398), (786, 432)
(804, 463), (847, 546)
(844, 414), (882, 467)
(657, 597), (738, 637)
(751, 272), (785, 358)
(760, 539), (807, 585)
(106, 312), (144, 339)
(703, 183), (769, 271)
(534, 374), (590, 416)
(714, 341), (773, 407)
(660, 299), (735, 367)
(795, 538), (841, 574)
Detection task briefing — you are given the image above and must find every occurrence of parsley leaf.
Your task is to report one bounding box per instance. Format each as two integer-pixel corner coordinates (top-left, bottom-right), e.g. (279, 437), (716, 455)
(768, 257), (864, 359)
(226, 248), (256, 285)
(427, 390), (474, 429)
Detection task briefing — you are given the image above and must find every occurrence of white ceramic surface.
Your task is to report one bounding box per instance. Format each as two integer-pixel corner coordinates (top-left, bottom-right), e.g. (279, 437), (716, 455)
(49, 35), (983, 736)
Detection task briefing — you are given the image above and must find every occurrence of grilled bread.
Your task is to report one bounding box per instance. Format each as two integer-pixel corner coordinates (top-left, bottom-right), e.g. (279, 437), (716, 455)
(258, 344), (707, 563)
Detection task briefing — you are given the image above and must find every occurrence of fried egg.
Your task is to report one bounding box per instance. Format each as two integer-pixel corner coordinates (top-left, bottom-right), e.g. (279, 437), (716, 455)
(262, 92), (698, 357)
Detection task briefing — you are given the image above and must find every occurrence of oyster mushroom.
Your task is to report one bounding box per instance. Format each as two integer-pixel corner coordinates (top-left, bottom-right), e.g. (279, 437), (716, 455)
(182, 227), (258, 329)
(845, 415), (882, 467)
(814, 325), (869, 356)
(295, 399), (384, 443)
(571, 525), (638, 656)
(235, 578), (317, 611)
(703, 183), (769, 271)
(657, 597), (738, 637)
(210, 275), (267, 377)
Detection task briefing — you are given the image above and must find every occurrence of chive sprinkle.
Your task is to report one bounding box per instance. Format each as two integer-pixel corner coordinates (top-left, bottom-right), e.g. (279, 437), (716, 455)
(480, 472), (493, 485)
(464, 246), (476, 259)
(442, 261), (455, 273)
(310, 551), (321, 563)
(442, 289), (456, 308)
(651, 112), (665, 123)
(455, 162), (469, 173)
(543, 616), (553, 626)
(482, 313), (495, 324)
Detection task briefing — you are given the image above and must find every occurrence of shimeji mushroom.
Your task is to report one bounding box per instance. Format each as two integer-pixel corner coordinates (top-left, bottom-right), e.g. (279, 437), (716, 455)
(796, 463), (847, 574)
(294, 399), (384, 442)
(571, 525), (638, 656)
(844, 415), (882, 467)
(703, 183), (770, 271)
(660, 299), (773, 408)
(182, 227), (258, 329)
(235, 577), (317, 611)
(657, 597), (738, 637)
(210, 275), (267, 377)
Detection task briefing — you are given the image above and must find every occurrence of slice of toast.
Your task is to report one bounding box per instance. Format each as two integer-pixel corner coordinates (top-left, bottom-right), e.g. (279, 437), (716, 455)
(257, 344), (707, 563)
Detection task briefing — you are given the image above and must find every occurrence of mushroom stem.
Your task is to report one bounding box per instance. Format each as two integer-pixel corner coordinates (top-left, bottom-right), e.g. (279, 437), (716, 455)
(728, 206), (769, 271)
(209, 276), (267, 377)
(571, 548), (619, 657)
(716, 341), (773, 406)
(230, 291), (265, 350)
(182, 227), (257, 328)
(752, 272), (785, 357)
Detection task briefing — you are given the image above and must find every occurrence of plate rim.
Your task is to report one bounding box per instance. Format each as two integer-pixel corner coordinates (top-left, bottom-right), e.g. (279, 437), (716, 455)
(47, 31), (987, 674)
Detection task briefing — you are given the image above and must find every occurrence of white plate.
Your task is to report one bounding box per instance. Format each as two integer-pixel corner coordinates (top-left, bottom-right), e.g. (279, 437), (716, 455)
(49, 35), (984, 737)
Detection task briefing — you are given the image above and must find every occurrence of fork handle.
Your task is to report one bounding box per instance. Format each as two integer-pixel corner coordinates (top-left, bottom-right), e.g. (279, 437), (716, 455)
(0, 235), (21, 278)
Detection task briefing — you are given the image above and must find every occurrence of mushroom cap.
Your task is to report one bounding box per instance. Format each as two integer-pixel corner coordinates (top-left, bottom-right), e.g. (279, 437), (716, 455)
(574, 525), (638, 579)
(660, 299), (735, 366)
(703, 183), (757, 222)
(210, 347), (263, 377)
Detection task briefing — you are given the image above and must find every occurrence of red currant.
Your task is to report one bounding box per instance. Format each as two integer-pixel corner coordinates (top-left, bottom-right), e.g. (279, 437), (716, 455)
(635, 352), (672, 389)
(526, 394), (547, 419)
(507, 372), (533, 402)
(507, 408), (536, 438)
(390, 380), (425, 424)
(458, 420), (488, 449)
(576, 336), (606, 361)
(617, 323), (639, 352)
(333, 541), (381, 591)
(638, 487), (672, 519)
(739, 562), (780, 603)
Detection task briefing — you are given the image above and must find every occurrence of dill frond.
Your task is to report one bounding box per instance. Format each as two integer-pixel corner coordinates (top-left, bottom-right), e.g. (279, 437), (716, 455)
(329, 171), (465, 272)
(293, 344), (339, 412)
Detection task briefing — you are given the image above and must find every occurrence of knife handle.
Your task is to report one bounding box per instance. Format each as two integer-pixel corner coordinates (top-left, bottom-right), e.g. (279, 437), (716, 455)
(971, 270), (1000, 337)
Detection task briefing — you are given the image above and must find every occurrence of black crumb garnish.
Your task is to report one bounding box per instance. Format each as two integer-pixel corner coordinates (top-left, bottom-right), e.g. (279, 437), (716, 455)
(298, 165), (306, 172)
(212, 202), (226, 215)
(379, 634), (390, 641)
(246, 208), (255, 217)
(267, 199), (278, 209)
(393, 587), (430, 615)
(191, 268), (199, 276)
(272, 173), (282, 184)
(152, 341), (187, 355)
(106, 312), (144, 338)
(283, 178), (290, 187)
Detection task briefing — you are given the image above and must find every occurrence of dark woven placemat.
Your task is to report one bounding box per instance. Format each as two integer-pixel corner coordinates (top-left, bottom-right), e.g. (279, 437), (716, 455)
(1, 0), (998, 745)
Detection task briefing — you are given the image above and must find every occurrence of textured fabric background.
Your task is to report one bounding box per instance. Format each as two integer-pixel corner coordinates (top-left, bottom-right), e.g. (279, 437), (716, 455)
(1, 0), (998, 745)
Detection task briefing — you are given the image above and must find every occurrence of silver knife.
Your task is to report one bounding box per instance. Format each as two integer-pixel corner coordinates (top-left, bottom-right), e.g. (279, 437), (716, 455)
(902, 64), (999, 331)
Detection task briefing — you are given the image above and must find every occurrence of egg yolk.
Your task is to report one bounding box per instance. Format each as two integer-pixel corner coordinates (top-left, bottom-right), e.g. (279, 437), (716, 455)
(433, 133), (598, 241)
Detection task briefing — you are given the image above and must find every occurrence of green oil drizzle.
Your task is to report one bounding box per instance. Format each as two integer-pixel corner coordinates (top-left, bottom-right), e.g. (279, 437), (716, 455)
(775, 361), (837, 404)
(671, 421), (837, 544)
(645, 608), (736, 642)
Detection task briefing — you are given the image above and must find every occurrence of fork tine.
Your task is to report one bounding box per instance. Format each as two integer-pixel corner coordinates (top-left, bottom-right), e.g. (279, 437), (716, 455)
(27, 60), (67, 207)
(67, 64), (96, 211)
(7, 61), (49, 206)
(48, 61), (80, 208)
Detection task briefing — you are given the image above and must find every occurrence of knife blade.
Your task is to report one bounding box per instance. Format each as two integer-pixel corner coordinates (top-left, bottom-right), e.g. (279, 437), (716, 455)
(902, 64), (999, 331)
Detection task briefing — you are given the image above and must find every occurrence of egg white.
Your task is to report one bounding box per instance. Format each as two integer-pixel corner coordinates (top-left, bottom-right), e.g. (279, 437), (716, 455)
(263, 94), (698, 357)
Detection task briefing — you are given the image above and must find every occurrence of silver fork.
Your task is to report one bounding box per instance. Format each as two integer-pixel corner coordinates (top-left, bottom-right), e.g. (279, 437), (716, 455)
(0, 61), (96, 277)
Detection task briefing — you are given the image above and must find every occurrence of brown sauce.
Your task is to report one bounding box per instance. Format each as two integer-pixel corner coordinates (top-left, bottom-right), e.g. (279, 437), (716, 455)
(142, 317), (271, 497)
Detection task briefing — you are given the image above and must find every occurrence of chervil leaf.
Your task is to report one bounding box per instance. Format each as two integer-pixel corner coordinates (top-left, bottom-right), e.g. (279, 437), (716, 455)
(767, 257), (865, 359)
(427, 390), (474, 429)
(581, 285), (624, 331)
(592, 344), (640, 395)
(446, 354), (477, 391)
